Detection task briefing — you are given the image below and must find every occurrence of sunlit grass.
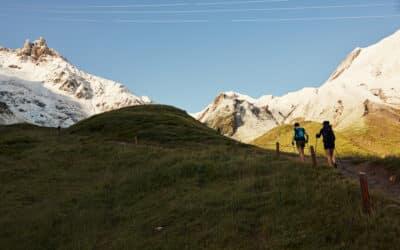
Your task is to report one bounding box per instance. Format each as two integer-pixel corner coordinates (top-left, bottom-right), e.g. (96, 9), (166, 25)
(1, 105), (400, 249)
(253, 115), (400, 159)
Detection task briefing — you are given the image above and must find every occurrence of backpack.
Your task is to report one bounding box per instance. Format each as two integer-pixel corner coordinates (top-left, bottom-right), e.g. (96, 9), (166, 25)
(322, 126), (335, 143)
(294, 127), (306, 141)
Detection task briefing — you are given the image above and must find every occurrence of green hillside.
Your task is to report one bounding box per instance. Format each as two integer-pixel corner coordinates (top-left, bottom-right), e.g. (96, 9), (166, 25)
(1, 105), (400, 249)
(340, 109), (400, 157)
(252, 121), (369, 157)
(253, 112), (400, 158)
(68, 105), (233, 145)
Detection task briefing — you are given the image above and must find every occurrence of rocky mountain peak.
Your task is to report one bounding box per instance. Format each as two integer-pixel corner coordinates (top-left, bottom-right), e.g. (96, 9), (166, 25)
(16, 37), (61, 62)
(328, 48), (362, 82)
(195, 29), (400, 142)
(0, 38), (152, 127)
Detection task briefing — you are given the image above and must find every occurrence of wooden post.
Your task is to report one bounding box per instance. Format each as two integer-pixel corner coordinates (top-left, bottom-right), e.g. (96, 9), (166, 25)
(359, 172), (371, 215)
(310, 146), (317, 167)
(135, 136), (138, 145)
(276, 142), (280, 157)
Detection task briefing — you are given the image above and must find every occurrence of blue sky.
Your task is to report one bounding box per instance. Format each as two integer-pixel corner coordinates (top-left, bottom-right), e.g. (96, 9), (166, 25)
(1, 0), (400, 112)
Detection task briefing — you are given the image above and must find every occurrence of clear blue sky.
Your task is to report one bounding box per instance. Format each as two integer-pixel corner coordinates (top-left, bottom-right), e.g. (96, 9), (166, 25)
(1, 0), (400, 112)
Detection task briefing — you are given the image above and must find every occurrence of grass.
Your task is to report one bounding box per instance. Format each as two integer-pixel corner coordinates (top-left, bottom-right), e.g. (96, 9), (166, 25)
(68, 105), (233, 146)
(1, 105), (400, 249)
(340, 112), (400, 157)
(252, 121), (368, 157)
(252, 116), (400, 175)
(253, 114), (400, 158)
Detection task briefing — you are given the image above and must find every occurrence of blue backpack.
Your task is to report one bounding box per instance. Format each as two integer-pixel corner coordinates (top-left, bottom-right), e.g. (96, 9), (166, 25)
(294, 127), (306, 141)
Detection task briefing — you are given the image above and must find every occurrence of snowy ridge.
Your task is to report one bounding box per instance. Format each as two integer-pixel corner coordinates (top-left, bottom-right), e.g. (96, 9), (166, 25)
(196, 29), (400, 142)
(0, 38), (151, 127)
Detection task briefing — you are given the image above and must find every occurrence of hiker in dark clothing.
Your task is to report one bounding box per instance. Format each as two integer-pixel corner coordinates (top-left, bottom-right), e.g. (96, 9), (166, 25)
(292, 122), (308, 162)
(316, 121), (337, 168)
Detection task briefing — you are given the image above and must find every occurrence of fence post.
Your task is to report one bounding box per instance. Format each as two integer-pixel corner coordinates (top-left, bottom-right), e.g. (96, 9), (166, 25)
(276, 142), (280, 157)
(310, 146), (317, 167)
(359, 172), (371, 215)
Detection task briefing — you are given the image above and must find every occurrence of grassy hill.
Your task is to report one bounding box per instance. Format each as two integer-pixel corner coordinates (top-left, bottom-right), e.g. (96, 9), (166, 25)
(340, 107), (400, 157)
(252, 121), (369, 157)
(68, 105), (233, 146)
(253, 110), (400, 158)
(2, 105), (400, 249)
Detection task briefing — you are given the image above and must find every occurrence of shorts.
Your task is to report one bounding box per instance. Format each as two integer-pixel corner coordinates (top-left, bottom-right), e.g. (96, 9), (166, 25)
(296, 140), (306, 149)
(323, 142), (335, 150)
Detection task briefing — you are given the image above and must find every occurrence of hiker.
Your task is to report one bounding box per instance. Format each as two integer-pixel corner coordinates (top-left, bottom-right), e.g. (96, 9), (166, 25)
(292, 122), (308, 162)
(316, 121), (337, 168)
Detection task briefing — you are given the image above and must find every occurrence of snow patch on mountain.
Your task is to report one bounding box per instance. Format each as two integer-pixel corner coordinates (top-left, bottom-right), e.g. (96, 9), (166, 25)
(196, 29), (400, 142)
(0, 38), (151, 127)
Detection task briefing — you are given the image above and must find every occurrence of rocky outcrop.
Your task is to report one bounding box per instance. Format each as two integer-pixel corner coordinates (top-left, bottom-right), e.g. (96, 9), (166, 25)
(49, 71), (93, 99)
(328, 48), (362, 81)
(333, 100), (344, 121)
(0, 102), (13, 115)
(8, 65), (21, 69)
(16, 37), (61, 62)
(196, 30), (400, 142)
(0, 47), (12, 52)
(0, 38), (152, 127)
(0, 101), (17, 124)
(197, 92), (283, 142)
(370, 88), (387, 102)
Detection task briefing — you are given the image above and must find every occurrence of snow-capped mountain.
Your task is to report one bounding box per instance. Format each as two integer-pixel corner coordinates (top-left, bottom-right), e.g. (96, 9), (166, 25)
(0, 38), (151, 127)
(196, 30), (400, 142)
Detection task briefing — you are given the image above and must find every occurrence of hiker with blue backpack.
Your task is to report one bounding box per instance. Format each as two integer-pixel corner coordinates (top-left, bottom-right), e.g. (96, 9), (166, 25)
(316, 121), (337, 168)
(292, 122), (309, 162)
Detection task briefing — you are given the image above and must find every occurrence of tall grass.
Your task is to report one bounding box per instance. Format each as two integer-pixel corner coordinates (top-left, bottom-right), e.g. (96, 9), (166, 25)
(1, 106), (400, 249)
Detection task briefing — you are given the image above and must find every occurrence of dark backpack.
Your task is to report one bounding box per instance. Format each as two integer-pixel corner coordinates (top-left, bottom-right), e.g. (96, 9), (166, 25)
(294, 127), (306, 141)
(321, 126), (335, 143)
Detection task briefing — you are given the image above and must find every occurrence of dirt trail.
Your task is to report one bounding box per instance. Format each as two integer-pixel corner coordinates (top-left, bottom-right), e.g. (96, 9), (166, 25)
(337, 159), (400, 199)
(286, 153), (400, 201)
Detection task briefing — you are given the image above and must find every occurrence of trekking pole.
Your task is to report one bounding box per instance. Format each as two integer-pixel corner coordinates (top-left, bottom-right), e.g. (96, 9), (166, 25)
(310, 146), (317, 167)
(276, 142), (280, 157)
(314, 138), (318, 156)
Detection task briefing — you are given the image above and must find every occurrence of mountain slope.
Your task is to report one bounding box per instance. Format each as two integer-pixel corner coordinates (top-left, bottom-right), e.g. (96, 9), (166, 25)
(2, 105), (400, 249)
(254, 101), (400, 157)
(196, 30), (400, 143)
(0, 38), (151, 127)
(252, 121), (369, 157)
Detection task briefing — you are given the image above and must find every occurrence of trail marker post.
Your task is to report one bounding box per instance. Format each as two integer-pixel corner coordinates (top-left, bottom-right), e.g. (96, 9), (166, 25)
(359, 172), (371, 215)
(310, 146), (317, 167)
(276, 142), (280, 157)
